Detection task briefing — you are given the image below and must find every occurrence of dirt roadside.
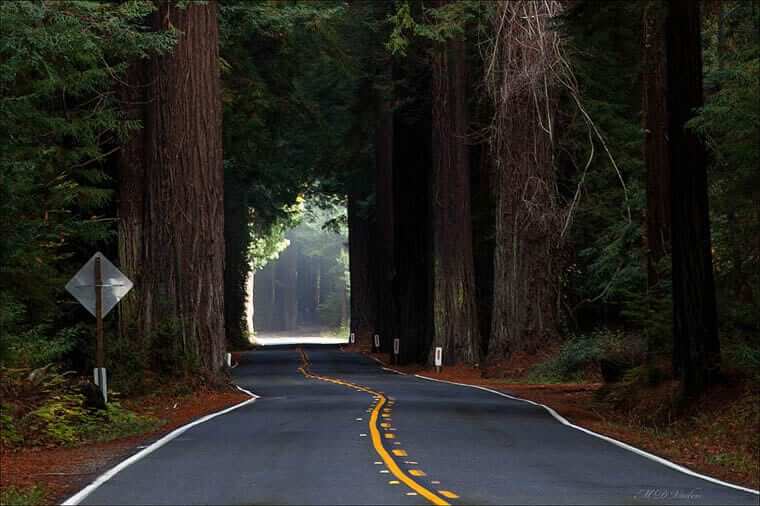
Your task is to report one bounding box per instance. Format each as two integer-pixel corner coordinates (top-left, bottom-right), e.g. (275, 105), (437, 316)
(0, 388), (250, 505)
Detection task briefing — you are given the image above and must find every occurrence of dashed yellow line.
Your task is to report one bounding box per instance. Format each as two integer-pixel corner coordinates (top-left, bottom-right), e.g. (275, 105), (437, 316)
(297, 348), (451, 506)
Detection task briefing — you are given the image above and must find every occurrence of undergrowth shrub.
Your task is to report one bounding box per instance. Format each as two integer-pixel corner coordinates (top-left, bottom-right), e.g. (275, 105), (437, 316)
(528, 330), (645, 382)
(0, 367), (161, 447)
(0, 486), (46, 506)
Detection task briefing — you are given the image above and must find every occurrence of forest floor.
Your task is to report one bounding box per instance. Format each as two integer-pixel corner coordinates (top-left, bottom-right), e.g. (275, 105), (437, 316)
(0, 385), (249, 505)
(362, 349), (760, 491)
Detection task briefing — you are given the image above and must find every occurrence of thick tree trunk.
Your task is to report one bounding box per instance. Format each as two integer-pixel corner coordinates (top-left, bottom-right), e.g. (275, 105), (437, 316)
(487, 1), (561, 362)
(393, 95), (433, 364)
(373, 87), (395, 353)
(223, 180), (250, 348)
(142, 1), (225, 374)
(471, 142), (495, 358)
(429, 18), (479, 366)
(348, 192), (377, 348)
(666, 0), (720, 396)
(117, 60), (147, 343)
(642, 0), (671, 288)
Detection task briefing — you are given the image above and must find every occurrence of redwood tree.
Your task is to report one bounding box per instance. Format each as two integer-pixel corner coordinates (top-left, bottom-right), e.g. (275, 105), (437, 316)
(373, 82), (396, 353)
(642, 0), (671, 288)
(486, 1), (562, 362)
(348, 191), (376, 348)
(666, 0), (720, 395)
(137, 1), (226, 374)
(429, 5), (479, 365)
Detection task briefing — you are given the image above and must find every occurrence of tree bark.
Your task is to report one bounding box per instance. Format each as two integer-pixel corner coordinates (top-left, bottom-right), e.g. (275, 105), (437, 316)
(642, 0), (671, 288)
(487, 1), (561, 362)
(117, 60), (147, 343)
(373, 83), (395, 353)
(223, 179), (250, 348)
(348, 192), (377, 348)
(393, 91), (433, 364)
(142, 1), (225, 374)
(429, 12), (480, 366)
(666, 0), (720, 396)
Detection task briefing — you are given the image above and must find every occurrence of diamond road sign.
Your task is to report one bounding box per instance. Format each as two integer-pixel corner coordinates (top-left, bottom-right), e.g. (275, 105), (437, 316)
(65, 252), (133, 317)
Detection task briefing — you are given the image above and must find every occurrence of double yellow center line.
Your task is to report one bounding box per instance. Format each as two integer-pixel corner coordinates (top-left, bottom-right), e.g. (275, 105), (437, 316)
(297, 348), (451, 506)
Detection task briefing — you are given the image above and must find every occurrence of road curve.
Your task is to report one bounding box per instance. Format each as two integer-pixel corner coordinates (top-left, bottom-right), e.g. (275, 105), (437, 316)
(72, 345), (759, 505)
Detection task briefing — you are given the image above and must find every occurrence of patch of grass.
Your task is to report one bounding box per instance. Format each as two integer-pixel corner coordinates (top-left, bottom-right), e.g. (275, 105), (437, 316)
(0, 406), (22, 446)
(81, 401), (163, 442)
(23, 396), (162, 446)
(0, 486), (46, 506)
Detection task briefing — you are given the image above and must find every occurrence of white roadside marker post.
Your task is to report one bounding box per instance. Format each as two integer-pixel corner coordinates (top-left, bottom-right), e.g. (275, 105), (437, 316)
(350, 332), (355, 345)
(225, 353), (232, 367)
(373, 333), (380, 352)
(434, 346), (443, 373)
(393, 338), (400, 365)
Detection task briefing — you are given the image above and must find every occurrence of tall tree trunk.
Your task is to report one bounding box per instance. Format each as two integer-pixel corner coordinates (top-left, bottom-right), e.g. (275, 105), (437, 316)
(487, 1), (562, 362)
(223, 180), (250, 348)
(666, 0), (720, 396)
(373, 83), (395, 353)
(348, 191), (377, 348)
(429, 9), (479, 366)
(142, 1), (225, 374)
(642, 0), (672, 368)
(643, 0), (671, 288)
(117, 60), (147, 344)
(393, 91), (433, 364)
(471, 141), (495, 359)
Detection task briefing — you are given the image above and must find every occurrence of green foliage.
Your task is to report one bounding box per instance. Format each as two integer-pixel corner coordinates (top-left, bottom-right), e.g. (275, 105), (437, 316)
(0, 0), (173, 369)
(528, 330), (643, 383)
(387, 0), (492, 55)
(0, 405), (22, 446)
(691, 0), (760, 334)
(26, 393), (90, 445)
(0, 486), (46, 506)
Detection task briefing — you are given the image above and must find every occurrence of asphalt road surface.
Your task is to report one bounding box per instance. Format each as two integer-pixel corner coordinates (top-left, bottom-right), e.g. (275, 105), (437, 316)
(74, 345), (759, 505)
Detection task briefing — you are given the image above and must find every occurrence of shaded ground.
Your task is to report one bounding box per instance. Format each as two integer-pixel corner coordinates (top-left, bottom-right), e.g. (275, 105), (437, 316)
(0, 388), (248, 504)
(363, 351), (759, 491)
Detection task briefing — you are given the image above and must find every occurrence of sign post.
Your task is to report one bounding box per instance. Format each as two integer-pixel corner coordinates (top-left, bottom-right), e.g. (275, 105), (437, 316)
(434, 346), (443, 373)
(66, 252), (133, 404)
(94, 256), (106, 402)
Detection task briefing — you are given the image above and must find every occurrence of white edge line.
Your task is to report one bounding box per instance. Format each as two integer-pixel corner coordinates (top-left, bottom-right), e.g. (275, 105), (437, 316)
(61, 385), (259, 506)
(381, 366), (407, 375)
(365, 353), (407, 376)
(413, 374), (759, 496)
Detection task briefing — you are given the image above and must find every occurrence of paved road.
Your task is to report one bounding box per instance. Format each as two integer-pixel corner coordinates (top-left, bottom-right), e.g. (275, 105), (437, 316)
(76, 345), (758, 505)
